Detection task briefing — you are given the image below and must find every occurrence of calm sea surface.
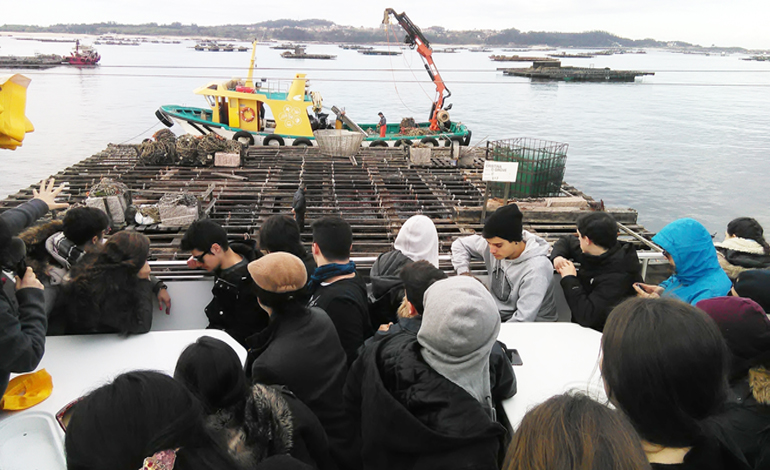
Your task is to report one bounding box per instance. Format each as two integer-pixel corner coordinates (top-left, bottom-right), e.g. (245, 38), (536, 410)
(1, 36), (769, 235)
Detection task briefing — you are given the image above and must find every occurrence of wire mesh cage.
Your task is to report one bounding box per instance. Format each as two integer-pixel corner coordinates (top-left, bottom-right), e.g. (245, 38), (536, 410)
(487, 137), (568, 198)
(313, 130), (365, 157)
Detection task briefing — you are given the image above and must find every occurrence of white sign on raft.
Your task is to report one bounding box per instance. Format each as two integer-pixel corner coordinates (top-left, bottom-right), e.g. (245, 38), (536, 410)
(482, 161), (519, 182)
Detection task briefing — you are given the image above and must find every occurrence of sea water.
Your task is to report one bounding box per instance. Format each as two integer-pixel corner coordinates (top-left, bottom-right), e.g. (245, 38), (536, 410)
(1, 35), (768, 234)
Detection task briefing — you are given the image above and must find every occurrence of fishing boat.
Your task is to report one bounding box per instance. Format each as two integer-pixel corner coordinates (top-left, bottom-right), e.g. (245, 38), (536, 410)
(156, 40), (471, 148)
(63, 40), (100, 66)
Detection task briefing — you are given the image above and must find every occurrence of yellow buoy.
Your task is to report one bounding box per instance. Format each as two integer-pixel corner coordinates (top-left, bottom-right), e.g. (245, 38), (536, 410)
(0, 74), (34, 150)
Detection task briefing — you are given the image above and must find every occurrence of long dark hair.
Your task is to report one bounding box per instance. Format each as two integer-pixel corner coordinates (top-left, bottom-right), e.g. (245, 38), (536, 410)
(65, 371), (239, 470)
(727, 217), (770, 254)
(65, 231), (150, 333)
(602, 297), (729, 448)
(174, 336), (249, 417)
(503, 393), (651, 470)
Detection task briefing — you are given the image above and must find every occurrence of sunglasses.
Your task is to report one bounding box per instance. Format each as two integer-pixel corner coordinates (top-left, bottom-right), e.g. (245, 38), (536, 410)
(55, 397), (82, 432)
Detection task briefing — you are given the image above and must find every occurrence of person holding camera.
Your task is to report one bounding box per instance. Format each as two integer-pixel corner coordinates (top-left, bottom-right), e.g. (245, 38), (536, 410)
(0, 179), (68, 395)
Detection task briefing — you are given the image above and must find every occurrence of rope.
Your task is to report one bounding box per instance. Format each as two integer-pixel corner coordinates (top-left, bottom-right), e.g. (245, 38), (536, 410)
(117, 121), (163, 145)
(384, 23), (423, 115)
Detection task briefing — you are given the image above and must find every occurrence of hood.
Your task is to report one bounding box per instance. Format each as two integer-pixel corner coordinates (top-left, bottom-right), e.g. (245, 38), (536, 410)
(418, 276), (500, 408)
(359, 336), (504, 455)
(18, 220), (63, 248)
(45, 232), (84, 270)
(371, 249), (411, 279)
(715, 237), (766, 255)
(652, 218), (724, 285)
(510, 230), (550, 264)
(393, 215), (439, 268)
(749, 366), (770, 405)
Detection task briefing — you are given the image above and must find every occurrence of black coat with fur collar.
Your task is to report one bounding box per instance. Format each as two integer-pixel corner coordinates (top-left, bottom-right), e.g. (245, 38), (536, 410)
(716, 367), (770, 470)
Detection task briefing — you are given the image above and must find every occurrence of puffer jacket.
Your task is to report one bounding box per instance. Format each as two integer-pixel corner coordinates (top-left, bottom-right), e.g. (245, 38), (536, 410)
(717, 367), (770, 470)
(714, 237), (770, 280)
(344, 334), (507, 470)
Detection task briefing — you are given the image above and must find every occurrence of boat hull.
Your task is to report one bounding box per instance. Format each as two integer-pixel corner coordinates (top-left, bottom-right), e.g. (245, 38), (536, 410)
(157, 105), (472, 148)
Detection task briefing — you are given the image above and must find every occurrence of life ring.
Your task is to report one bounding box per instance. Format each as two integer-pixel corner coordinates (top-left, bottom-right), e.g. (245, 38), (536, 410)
(240, 107), (256, 123)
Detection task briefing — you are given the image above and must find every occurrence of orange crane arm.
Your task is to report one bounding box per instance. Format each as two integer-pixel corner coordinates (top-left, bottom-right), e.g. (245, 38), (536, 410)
(383, 8), (452, 131)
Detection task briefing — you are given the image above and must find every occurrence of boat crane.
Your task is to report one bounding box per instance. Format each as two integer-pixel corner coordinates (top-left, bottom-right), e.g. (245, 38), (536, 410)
(383, 8), (453, 131)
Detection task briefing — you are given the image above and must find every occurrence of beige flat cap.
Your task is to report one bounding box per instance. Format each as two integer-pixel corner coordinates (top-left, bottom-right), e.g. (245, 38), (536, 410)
(247, 252), (307, 293)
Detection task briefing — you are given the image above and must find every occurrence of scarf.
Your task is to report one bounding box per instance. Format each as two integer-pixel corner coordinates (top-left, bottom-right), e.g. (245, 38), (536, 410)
(307, 261), (356, 291)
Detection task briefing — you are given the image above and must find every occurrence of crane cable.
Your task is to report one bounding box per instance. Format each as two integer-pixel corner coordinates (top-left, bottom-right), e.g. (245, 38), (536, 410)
(384, 22), (425, 115)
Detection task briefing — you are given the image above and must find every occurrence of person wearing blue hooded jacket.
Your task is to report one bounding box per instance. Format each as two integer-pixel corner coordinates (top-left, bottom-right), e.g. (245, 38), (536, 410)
(634, 218), (732, 305)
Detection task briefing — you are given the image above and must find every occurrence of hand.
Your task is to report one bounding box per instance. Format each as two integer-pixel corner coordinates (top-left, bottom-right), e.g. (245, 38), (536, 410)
(16, 267), (43, 290)
(33, 178), (69, 211)
(186, 256), (202, 269)
(552, 256), (569, 271)
(556, 260), (577, 278)
(157, 288), (171, 315)
(378, 322), (393, 332)
(634, 283), (663, 298)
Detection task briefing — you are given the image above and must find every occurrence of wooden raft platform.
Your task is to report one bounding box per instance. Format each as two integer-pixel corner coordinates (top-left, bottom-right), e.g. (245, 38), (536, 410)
(0, 145), (656, 265)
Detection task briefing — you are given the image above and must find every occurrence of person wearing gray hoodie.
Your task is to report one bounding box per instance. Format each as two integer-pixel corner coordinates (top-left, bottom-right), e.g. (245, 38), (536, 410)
(451, 204), (557, 322)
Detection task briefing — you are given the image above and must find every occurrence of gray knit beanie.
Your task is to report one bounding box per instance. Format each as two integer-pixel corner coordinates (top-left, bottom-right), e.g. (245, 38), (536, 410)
(417, 276), (501, 409)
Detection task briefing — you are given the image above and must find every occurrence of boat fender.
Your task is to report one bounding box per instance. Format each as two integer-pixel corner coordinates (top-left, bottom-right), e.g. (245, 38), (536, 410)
(446, 136), (464, 147)
(395, 139), (413, 147)
(292, 138), (313, 147)
(155, 109), (173, 128)
(462, 130), (472, 146)
(263, 134), (285, 146)
(369, 141), (389, 148)
(232, 131), (255, 146)
(240, 107), (256, 123)
(420, 137), (439, 147)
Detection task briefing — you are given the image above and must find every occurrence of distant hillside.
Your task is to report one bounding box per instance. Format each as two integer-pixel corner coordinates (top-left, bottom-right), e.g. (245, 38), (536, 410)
(0, 20), (744, 51)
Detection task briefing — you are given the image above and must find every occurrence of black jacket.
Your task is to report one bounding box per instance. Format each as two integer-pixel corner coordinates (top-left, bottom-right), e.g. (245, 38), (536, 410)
(345, 334), (508, 470)
(308, 274), (372, 367)
(206, 241), (268, 347)
(550, 236), (643, 331)
(716, 373), (770, 470)
(245, 307), (354, 470)
(292, 189), (307, 213)
(0, 199), (49, 395)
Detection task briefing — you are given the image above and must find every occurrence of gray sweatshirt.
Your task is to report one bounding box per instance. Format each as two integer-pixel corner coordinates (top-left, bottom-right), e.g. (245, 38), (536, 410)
(451, 230), (557, 322)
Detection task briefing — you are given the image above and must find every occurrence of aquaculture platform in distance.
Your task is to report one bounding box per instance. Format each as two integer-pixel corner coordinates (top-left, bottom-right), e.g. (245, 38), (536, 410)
(500, 61), (654, 82)
(0, 146), (655, 269)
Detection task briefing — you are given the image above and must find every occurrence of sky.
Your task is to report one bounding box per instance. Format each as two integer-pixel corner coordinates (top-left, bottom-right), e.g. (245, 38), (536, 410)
(4, 0), (769, 50)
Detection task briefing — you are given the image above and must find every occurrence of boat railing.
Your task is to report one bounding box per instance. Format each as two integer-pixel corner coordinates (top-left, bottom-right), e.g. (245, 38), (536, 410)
(150, 251), (668, 282)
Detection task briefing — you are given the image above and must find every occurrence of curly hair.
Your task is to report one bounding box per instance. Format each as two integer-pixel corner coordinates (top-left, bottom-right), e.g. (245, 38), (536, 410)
(64, 231), (150, 334)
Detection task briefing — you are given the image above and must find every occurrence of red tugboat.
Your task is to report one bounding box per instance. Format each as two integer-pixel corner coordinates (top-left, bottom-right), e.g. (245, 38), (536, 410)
(63, 40), (100, 66)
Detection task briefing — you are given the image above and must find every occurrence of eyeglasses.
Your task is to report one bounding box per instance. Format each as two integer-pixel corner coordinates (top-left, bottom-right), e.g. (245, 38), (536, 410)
(193, 250), (211, 264)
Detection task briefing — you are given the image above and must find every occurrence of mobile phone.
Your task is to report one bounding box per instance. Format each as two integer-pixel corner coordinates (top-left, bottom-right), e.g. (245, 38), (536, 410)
(506, 348), (523, 366)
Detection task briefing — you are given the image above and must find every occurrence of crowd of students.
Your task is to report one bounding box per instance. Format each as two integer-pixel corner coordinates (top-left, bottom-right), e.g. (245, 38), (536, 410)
(1, 178), (769, 469)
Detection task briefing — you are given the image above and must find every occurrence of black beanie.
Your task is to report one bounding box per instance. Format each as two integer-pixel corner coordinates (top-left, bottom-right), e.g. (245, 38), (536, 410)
(482, 204), (523, 242)
(734, 270), (770, 314)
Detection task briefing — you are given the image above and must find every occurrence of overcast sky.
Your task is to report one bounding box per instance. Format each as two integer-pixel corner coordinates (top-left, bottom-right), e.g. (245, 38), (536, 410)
(5, 0), (769, 49)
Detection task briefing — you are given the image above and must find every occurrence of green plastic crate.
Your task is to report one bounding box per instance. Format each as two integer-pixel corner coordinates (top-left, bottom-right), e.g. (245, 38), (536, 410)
(486, 137), (568, 198)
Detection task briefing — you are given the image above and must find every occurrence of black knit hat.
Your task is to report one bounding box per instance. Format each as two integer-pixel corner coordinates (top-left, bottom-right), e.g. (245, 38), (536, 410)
(482, 204), (523, 242)
(734, 270), (770, 314)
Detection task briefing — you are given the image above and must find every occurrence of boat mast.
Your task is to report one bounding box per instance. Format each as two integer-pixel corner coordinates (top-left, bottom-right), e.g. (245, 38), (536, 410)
(245, 40), (257, 89)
